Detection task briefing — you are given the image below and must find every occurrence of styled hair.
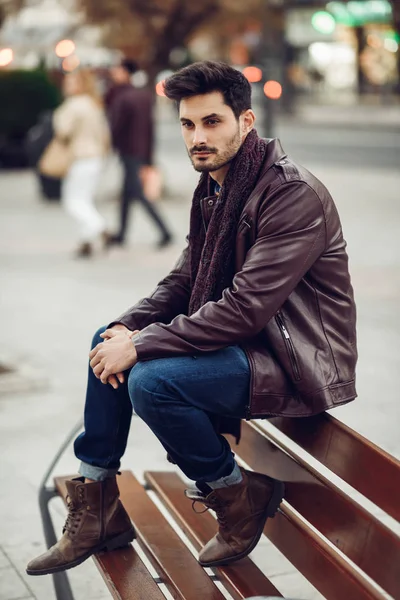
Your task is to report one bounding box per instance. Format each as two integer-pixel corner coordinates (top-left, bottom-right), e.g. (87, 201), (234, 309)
(66, 69), (103, 106)
(121, 58), (138, 75)
(164, 61), (252, 119)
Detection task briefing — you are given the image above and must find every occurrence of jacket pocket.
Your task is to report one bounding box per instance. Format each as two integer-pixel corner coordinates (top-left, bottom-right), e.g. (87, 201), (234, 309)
(275, 312), (301, 381)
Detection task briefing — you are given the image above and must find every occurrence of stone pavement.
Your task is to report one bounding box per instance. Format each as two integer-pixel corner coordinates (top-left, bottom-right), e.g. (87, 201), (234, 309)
(0, 139), (399, 600)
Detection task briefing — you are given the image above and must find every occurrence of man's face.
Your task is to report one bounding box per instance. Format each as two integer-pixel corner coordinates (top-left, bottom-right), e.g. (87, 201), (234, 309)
(179, 92), (254, 176)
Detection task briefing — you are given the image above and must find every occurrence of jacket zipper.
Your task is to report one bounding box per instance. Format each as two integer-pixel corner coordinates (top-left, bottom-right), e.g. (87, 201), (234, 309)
(243, 346), (253, 420)
(238, 214), (252, 233)
(100, 482), (104, 541)
(275, 312), (301, 381)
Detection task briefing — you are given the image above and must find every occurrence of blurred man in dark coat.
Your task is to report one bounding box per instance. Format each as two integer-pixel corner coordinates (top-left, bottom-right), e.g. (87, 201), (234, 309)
(106, 59), (172, 248)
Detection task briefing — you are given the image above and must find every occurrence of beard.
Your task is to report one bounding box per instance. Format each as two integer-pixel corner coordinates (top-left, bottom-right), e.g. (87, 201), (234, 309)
(188, 128), (242, 173)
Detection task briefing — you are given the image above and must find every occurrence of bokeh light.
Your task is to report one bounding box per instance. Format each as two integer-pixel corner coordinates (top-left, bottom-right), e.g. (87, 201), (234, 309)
(155, 80), (166, 97)
(263, 80), (282, 100)
(62, 55), (80, 72)
(0, 48), (14, 67)
(55, 40), (75, 59)
(384, 38), (398, 53)
(242, 66), (263, 83)
(311, 11), (336, 35)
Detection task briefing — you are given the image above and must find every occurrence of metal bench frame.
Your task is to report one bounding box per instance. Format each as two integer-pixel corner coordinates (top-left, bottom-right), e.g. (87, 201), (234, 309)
(38, 419), (83, 600)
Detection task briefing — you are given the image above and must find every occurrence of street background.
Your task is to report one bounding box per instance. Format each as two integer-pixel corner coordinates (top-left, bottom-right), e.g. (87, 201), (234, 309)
(0, 101), (399, 600)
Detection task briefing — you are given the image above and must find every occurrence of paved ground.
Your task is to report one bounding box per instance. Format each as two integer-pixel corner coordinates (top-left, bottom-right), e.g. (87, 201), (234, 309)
(0, 106), (399, 600)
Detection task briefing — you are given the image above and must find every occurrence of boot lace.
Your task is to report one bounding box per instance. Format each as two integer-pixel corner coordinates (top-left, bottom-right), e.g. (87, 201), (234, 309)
(191, 496), (228, 529)
(63, 489), (85, 536)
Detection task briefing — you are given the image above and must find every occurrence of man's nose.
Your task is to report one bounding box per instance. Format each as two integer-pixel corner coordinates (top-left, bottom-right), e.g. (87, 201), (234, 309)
(192, 127), (207, 146)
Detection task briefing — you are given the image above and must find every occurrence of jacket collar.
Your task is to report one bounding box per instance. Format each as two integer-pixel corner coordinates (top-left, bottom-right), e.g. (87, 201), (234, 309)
(261, 138), (287, 173)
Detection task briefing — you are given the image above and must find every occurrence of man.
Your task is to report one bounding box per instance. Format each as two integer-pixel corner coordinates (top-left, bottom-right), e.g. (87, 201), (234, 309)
(106, 58), (172, 248)
(27, 61), (357, 575)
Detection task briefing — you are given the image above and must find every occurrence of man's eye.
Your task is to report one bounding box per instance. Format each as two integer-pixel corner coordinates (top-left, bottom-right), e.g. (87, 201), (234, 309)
(206, 119), (219, 126)
(182, 122), (193, 129)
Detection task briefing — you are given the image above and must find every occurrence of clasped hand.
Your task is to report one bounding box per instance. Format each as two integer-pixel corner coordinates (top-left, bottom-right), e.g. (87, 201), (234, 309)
(89, 326), (139, 389)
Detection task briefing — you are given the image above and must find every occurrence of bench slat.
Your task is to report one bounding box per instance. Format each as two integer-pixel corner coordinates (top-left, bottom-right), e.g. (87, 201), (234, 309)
(267, 504), (386, 600)
(144, 470), (384, 599)
(144, 470), (282, 600)
(55, 476), (164, 600)
(231, 421), (400, 599)
(117, 470), (225, 600)
(269, 414), (400, 521)
(94, 548), (165, 600)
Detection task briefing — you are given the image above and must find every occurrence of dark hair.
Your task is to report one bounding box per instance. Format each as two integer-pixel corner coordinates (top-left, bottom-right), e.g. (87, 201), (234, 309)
(164, 61), (252, 119)
(121, 58), (138, 75)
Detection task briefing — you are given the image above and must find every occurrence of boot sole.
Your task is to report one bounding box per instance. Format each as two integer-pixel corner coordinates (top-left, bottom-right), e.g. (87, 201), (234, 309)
(199, 479), (285, 568)
(26, 527), (136, 576)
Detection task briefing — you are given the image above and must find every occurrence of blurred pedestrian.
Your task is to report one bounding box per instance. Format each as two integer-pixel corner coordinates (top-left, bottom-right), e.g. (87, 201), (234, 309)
(53, 69), (111, 258)
(106, 58), (172, 248)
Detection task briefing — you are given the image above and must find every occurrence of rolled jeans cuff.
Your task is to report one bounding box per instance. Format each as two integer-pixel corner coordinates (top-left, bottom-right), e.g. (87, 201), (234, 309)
(206, 460), (242, 489)
(78, 461), (119, 482)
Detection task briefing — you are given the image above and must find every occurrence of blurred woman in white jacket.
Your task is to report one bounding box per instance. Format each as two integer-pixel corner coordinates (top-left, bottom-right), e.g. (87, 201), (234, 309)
(54, 70), (110, 257)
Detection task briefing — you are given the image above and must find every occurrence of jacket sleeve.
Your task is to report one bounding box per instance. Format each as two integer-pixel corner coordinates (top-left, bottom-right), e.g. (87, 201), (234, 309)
(134, 182), (327, 359)
(109, 241), (192, 332)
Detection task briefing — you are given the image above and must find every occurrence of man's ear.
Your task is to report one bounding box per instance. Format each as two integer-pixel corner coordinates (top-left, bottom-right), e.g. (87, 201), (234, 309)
(240, 109), (256, 136)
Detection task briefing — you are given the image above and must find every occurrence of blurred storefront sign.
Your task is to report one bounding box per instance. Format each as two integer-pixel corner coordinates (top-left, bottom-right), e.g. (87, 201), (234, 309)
(285, 1), (394, 47)
(286, 8), (337, 45)
(326, 1), (393, 27)
(308, 41), (357, 89)
(284, 0), (398, 94)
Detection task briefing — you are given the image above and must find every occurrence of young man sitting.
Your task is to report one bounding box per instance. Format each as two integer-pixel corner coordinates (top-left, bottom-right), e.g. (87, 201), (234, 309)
(27, 61), (357, 576)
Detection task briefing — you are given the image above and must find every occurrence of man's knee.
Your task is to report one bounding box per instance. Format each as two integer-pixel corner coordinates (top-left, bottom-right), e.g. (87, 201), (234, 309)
(91, 325), (108, 350)
(128, 361), (166, 421)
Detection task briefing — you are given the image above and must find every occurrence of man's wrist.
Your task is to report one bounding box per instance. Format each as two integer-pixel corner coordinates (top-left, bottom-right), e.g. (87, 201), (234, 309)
(109, 322), (128, 331)
(131, 332), (141, 345)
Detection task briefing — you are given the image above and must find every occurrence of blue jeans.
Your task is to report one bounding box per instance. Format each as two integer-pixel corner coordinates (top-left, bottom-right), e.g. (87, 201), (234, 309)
(74, 326), (250, 484)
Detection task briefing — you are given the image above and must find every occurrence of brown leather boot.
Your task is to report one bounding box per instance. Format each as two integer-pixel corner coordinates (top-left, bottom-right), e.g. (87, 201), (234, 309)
(186, 468), (284, 567)
(26, 476), (135, 576)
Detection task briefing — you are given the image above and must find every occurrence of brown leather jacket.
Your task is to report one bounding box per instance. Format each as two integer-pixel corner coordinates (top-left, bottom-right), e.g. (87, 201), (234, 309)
(114, 139), (357, 418)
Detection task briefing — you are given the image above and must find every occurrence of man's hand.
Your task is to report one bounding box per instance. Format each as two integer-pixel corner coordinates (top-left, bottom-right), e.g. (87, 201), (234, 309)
(89, 327), (139, 386)
(102, 323), (131, 338)
(102, 325), (139, 389)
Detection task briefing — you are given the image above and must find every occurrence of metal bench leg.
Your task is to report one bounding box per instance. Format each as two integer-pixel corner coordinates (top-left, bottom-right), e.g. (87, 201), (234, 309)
(38, 485), (75, 600)
(37, 419), (83, 600)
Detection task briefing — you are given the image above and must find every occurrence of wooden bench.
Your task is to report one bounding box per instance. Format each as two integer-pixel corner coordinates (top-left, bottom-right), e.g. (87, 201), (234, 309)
(41, 413), (400, 600)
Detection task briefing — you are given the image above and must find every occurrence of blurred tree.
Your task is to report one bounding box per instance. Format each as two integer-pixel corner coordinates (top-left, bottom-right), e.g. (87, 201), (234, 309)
(77, 0), (263, 82)
(0, 69), (61, 167)
(0, 0), (23, 26)
(0, 69), (60, 138)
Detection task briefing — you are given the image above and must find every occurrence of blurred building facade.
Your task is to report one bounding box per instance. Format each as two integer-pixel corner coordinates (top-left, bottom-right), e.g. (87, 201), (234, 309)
(0, 0), (119, 69)
(0, 0), (398, 100)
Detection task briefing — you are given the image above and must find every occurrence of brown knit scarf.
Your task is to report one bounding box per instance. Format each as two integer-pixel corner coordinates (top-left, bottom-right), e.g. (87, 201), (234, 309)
(188, 129), (268, 315)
